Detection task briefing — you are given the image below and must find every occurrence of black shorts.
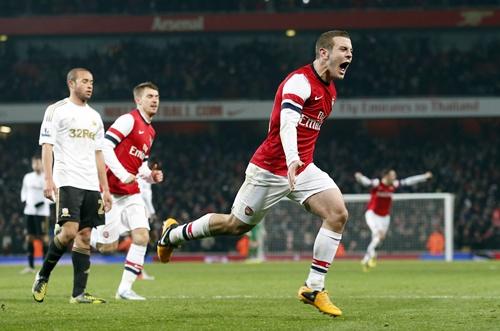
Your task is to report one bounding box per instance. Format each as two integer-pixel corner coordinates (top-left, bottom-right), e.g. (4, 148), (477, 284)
(25, 215), (48, 236)
(57, 186), (105, 229)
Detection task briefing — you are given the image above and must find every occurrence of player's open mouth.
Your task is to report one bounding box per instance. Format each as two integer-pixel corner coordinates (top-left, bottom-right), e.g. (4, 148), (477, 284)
(339, 61), (350, 74)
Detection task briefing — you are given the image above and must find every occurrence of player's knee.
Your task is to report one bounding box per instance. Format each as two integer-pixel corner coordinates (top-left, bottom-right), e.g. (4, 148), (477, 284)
(97, 242), (118, 254)
(131, 229), (149, 246)
(58, 227), (78, 243)
(332, 206), (348, 225)
(226, 216), (253, 235)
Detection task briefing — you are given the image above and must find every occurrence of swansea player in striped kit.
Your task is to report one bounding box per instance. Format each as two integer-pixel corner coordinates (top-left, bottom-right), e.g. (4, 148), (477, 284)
(355, 169), (432, 271)
(90, 82), (163, 300)
(158, 30), (353, 317)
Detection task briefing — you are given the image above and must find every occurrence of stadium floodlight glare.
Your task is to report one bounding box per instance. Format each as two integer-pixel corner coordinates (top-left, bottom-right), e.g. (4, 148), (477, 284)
(286, 29), (296, 37)
(0, 126), (12, 134)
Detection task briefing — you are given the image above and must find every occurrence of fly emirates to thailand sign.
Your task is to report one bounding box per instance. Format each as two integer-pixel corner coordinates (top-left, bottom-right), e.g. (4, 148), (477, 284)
(1, 98), (499, 123)
(89, 98), (500, 121)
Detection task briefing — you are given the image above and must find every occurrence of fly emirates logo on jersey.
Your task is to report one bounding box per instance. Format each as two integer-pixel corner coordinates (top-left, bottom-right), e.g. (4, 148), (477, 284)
(129, 144), (149, 160)
(376, 191), (393, 198)
(298, 111), (326, 131)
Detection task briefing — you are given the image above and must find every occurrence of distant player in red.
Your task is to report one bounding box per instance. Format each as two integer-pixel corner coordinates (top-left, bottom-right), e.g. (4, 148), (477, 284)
(355, 169), (432, 270)
(158, 30), (353, 317)
(91, 82), (163, 300)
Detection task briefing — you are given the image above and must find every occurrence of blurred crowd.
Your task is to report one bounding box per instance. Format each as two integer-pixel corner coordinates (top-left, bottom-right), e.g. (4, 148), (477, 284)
(1, 31), (500, 102)
(1, 0), (498, 17)
(1, 119), (498, 255)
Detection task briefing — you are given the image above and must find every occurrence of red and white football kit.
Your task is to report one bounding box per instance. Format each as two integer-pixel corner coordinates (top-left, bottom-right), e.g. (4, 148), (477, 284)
(93, 109), (156, 244)
(233, 64), (340, 225)
(358, 174), (430, 234)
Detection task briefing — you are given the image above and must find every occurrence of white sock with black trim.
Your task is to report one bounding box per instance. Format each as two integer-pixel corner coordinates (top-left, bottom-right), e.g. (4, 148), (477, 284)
(306, 227), (342, 291)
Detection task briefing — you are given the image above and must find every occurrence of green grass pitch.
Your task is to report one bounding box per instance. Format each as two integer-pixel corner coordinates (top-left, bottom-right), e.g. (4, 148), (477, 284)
(1, 260), (499, 330)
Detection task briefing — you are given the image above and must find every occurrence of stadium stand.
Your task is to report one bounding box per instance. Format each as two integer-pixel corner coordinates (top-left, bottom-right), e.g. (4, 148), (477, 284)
(0, 2), (498, 258)
(1, 119), (498, 254)
(0, 0), (499, 16)
(1, 31), (500, 102)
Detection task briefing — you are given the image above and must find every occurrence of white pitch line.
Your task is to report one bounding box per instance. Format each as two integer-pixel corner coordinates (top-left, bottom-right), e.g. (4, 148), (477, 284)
(150, 295), (499, 300)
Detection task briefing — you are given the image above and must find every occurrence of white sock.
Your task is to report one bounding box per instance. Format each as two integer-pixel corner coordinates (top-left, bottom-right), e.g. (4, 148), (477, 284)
(118, 244), (146, 293)
(306, 227), (342, 291)
(169, 213), (213, 245)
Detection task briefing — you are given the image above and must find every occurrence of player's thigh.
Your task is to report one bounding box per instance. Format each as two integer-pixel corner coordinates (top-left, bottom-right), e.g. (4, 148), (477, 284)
(290, 164), (345, 219)
(365, 210), (378, 233)
(80, 190), (105, 231)
(232, 163), (289, 226)
(366, 211), (389, 235)
(57, 186), (85, 225)
(378, 216), (391, 236)
(25, 215), (38, 236)
(32, 215), (45, 236)
(122, 194), (150, 232)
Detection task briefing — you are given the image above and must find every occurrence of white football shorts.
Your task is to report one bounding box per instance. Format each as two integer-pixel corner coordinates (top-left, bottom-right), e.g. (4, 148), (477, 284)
(365, 209), (390, 235)
(94, 193), (150, 244)
(231, 162), (338, 225)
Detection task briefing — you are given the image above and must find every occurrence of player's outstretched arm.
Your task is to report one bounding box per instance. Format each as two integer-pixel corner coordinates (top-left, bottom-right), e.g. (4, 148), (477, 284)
(354, 172), (375, 187)
(399, 171), (433, 186)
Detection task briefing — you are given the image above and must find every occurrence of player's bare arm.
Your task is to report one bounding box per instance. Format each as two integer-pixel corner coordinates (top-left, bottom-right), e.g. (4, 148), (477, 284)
(41, 143), (57, 201)
(96, 150), (112, 212)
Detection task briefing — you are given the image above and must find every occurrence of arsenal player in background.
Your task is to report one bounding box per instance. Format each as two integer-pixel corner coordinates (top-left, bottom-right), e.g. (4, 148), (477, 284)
(355, 169), (432, 271)
(91, 82), (163, 300)
(158, 30), (353, 317)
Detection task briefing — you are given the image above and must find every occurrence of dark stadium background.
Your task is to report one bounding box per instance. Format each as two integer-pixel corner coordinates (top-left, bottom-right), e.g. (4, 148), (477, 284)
(0, 0), (499, 259)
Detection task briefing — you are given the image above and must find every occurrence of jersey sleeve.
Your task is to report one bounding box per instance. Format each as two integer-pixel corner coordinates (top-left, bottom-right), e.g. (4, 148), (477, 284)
(20, 174), (28, 202)
(279, 74), (311, 167)
(281, 74), (311, 114)
(399, 174), (429, 187)
(280, 109), (301, 167)
(355, 173), (379, 187)
(138, 161), (155, 184)
(104, 113), (134, 147)
(39, 105), (57, 146)
(94, 115), (105, 151)
(102, 114), (134, 183)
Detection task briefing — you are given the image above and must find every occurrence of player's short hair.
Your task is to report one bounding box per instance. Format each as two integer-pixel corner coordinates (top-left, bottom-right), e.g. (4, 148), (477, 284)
(32, 154), (41, 161)
(315, 30), (350, 58)
(381, 168), (394, 178)
(133, 82), (159, 99)
(67, 67), (91, 83)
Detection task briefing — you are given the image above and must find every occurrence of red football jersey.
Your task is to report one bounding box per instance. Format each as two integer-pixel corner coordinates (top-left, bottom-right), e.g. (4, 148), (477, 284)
(250, 64), (336, 176)
(366, 182), (399, 216)
(105, 109), (156, 195)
